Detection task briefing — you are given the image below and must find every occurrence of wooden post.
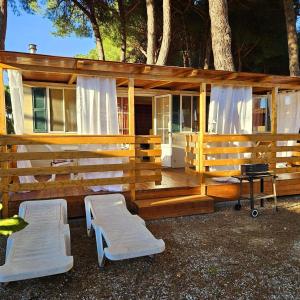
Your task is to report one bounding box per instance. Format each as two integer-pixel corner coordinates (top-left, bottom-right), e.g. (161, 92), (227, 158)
(199, 83), (206, 195)
(128, 78), (135, 135)
(271, 87), (278, 134)
(0, 68), (9, 217)
(185, 135), (190, 173)
(270, 87), (278, 172)
(0, 68), (6, 133)
(128, 78), (136, 201)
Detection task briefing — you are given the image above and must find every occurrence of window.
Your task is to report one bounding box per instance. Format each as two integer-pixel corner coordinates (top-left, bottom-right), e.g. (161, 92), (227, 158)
(253, 96), (271, 132)
(182, 96), (192, 131)
(64, 89), (77, 132)
(180, 95), (199, 132)
(172, 95), (180, 132)
(171, 95), (200, 133)
(49, 89), (64, 131)
(192, 96), (199, 132)
(32, 87), (77, 133)
(32, 88), (47, 133)
(117, 97), (129, 134)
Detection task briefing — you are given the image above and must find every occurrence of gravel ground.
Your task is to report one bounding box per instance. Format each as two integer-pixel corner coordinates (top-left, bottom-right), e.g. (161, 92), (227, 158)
(0, 197), (300, 300)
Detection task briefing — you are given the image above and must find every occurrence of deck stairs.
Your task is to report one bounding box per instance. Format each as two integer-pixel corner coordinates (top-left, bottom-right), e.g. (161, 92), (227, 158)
(133, 186), (215, 220)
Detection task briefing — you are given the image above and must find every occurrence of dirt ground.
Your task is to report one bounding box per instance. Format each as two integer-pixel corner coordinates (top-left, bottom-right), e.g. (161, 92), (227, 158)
(0, 197), (300, 300)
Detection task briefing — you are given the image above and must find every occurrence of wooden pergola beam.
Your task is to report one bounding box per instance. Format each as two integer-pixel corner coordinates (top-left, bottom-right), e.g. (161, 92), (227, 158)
(186, 70), (199, 77)
(0, 63), (18, 70)
(142, 66), (152, 73)
(117, 79), (128, 87)
(171, 82), (198, 90)
(68, 74), (77, 85)
(143, 81), (173, 89)
(8, 62), (300, 89)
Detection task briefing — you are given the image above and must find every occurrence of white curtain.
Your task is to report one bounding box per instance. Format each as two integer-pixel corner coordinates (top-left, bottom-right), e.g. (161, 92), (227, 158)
(8, 70), (37, 184)
(76, 76), (123, 192)
(277, 91), (300, 158)
(208, 85), (253, 171)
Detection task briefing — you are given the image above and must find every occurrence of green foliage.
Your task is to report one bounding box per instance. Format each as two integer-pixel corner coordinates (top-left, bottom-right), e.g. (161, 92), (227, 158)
(76, 36), (121, 61)
(0, 204), (28, 236)
(76, 48), (99, 60)
(9, 0), (40, 16)
(76, 35), (139, 62)
(12, 0), (298, 75)
(5, 86), (14, 134)
(46, 0), (92, 38)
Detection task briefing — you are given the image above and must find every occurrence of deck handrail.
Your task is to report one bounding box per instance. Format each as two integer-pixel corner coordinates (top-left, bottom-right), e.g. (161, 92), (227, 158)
(0, 134), (162, 217)
(186, 133), (300, 179)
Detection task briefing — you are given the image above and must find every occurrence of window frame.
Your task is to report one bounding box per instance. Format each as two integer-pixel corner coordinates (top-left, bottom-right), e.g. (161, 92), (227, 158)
(117, 96), (129, 135)
(252, 94), (271, 133)
(180, 94), (198, 133)
(32, 86), (77, 134)
(47, 88), (67, 133)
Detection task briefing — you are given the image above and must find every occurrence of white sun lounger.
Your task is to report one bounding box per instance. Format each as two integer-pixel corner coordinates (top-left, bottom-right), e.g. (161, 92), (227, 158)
(84, 194), (165, 267)
(0, 199), (73, 283)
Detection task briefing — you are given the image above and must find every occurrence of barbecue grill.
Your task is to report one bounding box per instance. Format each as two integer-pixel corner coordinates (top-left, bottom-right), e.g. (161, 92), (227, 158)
(232, 164), (278, 217)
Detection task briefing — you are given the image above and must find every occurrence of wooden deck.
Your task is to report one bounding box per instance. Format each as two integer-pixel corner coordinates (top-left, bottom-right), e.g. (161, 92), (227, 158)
(9, 168), (211, 218)
(8, 168), (300, 219)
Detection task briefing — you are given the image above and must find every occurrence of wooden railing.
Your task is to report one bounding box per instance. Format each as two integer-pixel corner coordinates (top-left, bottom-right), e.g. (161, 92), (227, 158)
(186, 133), (300, 178)
(0, 134), (162, 217)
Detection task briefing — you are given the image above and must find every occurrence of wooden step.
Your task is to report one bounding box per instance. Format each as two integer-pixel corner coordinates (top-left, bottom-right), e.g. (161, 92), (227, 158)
(133, 194), (214, 220)
(136, 186), (202, 200)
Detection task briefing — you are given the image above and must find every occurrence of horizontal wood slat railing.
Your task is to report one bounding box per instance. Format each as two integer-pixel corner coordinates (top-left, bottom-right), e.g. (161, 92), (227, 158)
(0, 134), (162, 217)
(186, 133), (300, 178)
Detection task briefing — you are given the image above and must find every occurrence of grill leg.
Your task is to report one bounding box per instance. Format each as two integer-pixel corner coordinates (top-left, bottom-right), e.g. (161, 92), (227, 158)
(238, 178), (243, 206)
(250, 179), (254, 210)
(272, 176), (278, 212)
(260, 178), (264, 207)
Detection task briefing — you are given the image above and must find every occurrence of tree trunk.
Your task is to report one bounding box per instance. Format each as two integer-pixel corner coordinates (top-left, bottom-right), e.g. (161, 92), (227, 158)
(182, 15), (192, 67)
(208, 0), (235, 71)
(90, 6), (105, 61)
(118, 0), (127, 62)
(91, 21), (105, 61)
(283, 0), (300, 76)
(0, 0), (7, 50)
(203, 27), (212, 69)
(71, 0), (105, 60)
(156, 0), (171, 65)
(146, 0), (156, 64)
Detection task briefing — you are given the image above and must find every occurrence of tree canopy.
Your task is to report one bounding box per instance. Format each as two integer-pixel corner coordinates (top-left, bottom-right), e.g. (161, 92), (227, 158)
(1, 0), (300, 75)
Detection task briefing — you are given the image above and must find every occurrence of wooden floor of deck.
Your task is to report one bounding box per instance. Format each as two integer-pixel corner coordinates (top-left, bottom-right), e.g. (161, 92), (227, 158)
(8, 169), (300, 219)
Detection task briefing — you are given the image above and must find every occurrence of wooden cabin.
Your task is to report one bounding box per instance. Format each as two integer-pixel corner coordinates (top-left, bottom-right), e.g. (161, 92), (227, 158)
(1, 51), (300, 219)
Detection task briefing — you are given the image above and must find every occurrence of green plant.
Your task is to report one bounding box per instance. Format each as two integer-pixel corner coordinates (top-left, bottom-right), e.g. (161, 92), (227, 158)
(0, 204), (28, 236)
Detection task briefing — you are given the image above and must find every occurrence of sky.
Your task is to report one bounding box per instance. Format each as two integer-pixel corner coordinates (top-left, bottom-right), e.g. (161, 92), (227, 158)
(6, 6), (95, 57)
